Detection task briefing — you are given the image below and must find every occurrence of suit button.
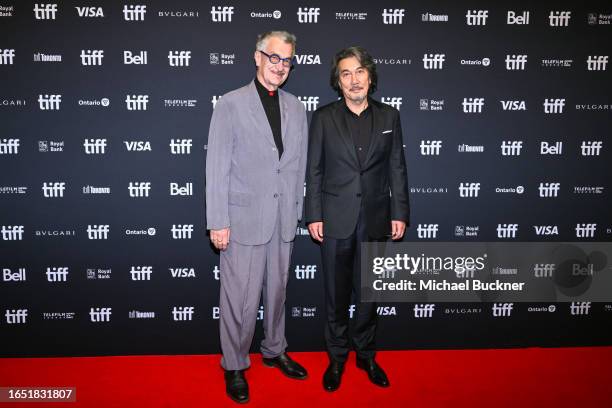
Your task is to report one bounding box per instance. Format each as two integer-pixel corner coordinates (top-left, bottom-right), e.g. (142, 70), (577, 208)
(277, 169), (281, 173)
(356, 193), (362, 197)
(274, 193), (279, 198)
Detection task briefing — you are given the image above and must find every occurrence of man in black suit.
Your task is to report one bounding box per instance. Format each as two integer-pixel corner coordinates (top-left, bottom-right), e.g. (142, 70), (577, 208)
(305, 46), (410, 392)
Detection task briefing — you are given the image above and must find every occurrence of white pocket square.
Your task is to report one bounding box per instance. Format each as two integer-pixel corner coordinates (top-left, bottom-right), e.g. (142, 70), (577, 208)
(382, 130), (392, 134)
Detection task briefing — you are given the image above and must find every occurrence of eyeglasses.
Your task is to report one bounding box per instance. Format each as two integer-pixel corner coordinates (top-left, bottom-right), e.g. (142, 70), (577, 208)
(259, 50), (294, 67)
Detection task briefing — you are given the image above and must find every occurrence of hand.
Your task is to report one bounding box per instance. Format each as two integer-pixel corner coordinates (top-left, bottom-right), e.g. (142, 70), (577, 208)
(210, 228), (230, 251)
(308, 222), (324, 242)
(391, 220), (406, 240)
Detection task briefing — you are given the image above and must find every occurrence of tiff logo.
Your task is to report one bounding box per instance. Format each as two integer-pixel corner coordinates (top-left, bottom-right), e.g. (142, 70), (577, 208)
(549, 11), (571, 27)
(382, 8), (404, 24)
(540, 141), (563, 155)
(570, 302), (591, 315)
(130, 266), (153, 280)
(128, 182), (151, 197)
(38, 94), (61, 110)
(492, 303), (513, 317)
(586, 55), (608, 71)
(83, 139), (107, 154)
(420, 140), (442, 155)
(575, 223), (596, 238)
(172, 306), (194, 321)
(466, 10), (488, 25)
(505, 54), (527, 70)
(123, 5), (146, 21)
(125, 95), (149, 110)
(501, 141), (523, 156)
(87, 225), (109, 240)
(534, 263), (555, 278)
(42, 182), (65, 198)
(0, 139), (20, 154)
(507, 11), (529, 24)
(33, 3), (58, 19)
(538, 182), (561, 197)
(0, 49), (15, 65)
(497, 224), (518, 238)
(295, 265), (316, 279)
(5, 309), (28, 324)
(462, 97), (484, 113)
(543, 98), (565, 113)
(417, 224), (439, 239)
(1, 226), (25, 241)
(297, 7), (319, 23)
(211, 6), (234, 22)
(414, 304), (435, 318)
(172, 224), (194, 239)
(46, 267), (68, 282)
(80, 50), (104, 66)
(381, 97), (402, 110)
(211, 95), (222, 108)
(170, 139), (192, 154)
(581, 141), (602, 156)
(423, 53), (445, 69)
(459, 182), (480, 198)
(90, 307), (112, 322)
(298, 96), (319, 112)
(168, 51), (191, 66)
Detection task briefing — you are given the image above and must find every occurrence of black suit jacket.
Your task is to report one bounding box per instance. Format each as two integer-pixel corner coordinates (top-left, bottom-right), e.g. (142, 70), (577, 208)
(305, 98), (410, 239)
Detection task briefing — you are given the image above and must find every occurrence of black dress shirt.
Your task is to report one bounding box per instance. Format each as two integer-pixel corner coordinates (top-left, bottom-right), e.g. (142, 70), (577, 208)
(343, 100), (373, 167)
(255, 78), (283, 159)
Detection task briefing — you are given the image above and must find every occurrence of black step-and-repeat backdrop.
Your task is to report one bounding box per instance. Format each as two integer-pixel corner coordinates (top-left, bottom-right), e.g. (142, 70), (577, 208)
(1, 1), (611, 357)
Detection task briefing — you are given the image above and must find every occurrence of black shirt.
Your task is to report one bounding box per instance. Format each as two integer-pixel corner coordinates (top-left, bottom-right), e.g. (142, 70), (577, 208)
(343, 99), (373, 167)
(254, 78), (283, 159)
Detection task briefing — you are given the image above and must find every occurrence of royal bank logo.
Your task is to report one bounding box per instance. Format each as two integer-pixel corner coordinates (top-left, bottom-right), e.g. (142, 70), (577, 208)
(454, 225), (479, 237)
(0, 5), (14, 17)
(34, 3), (57, 19)
(210, 6), (233, 22)
(123, 4), (146, 21)
(382, 8), (404, 24)
(209, 53), (235, 64)
(297, 7), (319, 23)
(587, 12), (611, 25)
(38, 140), (64, 152)
(86, 268), (111, 279)
(419, 99), (444, 111)
(291, 306), (317, 318)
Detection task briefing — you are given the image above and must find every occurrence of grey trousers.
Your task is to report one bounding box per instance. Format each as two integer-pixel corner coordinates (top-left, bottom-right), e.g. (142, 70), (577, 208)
(219, 213), (292, 370)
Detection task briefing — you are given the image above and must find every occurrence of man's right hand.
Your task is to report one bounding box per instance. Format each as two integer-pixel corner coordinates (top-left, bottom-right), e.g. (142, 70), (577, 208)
(210, 228), (230, 251)
(308, 222), (324, 242)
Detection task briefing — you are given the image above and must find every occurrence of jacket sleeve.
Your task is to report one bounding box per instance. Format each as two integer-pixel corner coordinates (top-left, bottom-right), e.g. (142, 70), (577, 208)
(304, 110), (324, 223)
(389, 110), (410, 226)
(295, 103), (308, 221)
(205, 96), (233, 230)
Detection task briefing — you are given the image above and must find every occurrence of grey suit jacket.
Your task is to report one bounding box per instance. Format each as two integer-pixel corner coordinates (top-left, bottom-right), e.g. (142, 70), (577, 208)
(206, 80), (308, 245)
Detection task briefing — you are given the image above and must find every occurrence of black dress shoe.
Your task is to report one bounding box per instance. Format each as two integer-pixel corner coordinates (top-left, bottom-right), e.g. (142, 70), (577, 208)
(323, 361), (345, 392)
(224, 370), (249, 404)
(356, 357), (390, 387)
(262, 353), (308, 379)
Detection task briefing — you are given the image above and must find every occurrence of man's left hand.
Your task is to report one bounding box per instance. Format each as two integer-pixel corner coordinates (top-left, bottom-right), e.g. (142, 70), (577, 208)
(391, 220), (406, 240)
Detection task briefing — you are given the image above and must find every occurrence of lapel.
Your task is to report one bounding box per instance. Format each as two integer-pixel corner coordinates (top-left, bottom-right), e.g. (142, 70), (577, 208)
(247, 80), (277, 150)
(331, 101), (359, 167)
(363, 98), (386, 167)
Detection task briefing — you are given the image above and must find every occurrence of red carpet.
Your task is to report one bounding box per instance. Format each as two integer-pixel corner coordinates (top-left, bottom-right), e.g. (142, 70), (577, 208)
(1, 348), (611, 407)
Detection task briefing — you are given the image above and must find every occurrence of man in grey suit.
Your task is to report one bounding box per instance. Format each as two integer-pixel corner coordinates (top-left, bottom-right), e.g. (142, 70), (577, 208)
(206, 31), (308, 404)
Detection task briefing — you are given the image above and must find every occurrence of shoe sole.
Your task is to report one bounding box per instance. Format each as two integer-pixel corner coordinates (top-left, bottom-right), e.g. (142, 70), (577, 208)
(262, 360), (308, 380)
